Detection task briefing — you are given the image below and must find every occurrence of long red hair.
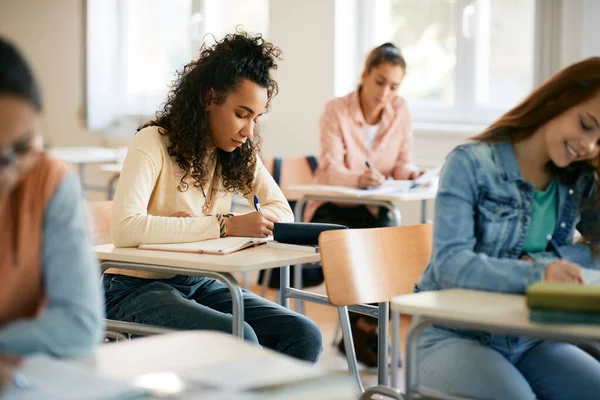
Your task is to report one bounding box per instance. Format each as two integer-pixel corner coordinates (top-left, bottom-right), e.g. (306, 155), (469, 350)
(473, 57), (600, 246)
(473, 58), (600, 179)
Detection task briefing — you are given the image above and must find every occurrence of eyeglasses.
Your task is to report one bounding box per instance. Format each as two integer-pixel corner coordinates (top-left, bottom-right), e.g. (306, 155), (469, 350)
(0, 135), (37, 169)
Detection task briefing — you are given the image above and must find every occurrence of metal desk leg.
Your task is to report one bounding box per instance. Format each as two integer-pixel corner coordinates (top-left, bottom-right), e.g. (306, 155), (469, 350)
(378, 302), (390, 387)
(208, 272), (245, 339)
(391, 310), (401, 389)
(279, 265), (290, 308)
(292, 197), (307, 312)
(421, 199), (428, 224)
(293, 264), (305, 314)
(386, 203), (402, 226)
(405, 318), (433, 400)
(294, 197), (306, 223)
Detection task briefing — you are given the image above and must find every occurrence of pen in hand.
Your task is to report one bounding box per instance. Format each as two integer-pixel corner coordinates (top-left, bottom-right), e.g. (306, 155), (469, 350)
(546, 234), (565, 259)
(253, 194), (261, 212)
(365, 161), (372, 169)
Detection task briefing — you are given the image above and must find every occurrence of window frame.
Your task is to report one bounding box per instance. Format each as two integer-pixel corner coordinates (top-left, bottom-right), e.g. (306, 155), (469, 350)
(353, 0), (571, 126)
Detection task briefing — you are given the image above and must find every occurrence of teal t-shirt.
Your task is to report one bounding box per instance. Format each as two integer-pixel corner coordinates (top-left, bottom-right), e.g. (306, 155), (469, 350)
(522, 179), (558, 253)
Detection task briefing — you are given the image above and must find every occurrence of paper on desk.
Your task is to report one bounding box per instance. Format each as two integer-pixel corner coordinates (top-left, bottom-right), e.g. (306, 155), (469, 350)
(175, 355), (322, 392)
(3, 355), (147, 400)
(582, 268), (600, 285)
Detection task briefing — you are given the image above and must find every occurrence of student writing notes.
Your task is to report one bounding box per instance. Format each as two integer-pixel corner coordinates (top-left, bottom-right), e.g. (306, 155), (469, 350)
(306, 43), (423, 366)
(0, 37), (104, 358)
(107, 32), (322, 362)
(415, 58), (600, 399)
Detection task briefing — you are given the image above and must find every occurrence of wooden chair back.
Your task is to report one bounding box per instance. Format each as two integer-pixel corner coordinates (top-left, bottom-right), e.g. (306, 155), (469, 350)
(319, 224), (433, 306)
(261, 156), (316, 201)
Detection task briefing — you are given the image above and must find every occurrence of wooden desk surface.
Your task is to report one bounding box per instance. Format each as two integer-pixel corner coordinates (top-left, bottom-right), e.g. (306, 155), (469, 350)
(289, 184), (437, 202)
(49, 147), (117, 164)
(392, 289), (600, 340)
(95, 244), (321, 273)
(79, 331), (355, 399)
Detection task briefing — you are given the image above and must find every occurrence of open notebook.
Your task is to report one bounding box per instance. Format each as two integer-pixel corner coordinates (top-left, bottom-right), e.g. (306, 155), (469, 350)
(583, 268), (600, 285)
(139, 236), (272, 255)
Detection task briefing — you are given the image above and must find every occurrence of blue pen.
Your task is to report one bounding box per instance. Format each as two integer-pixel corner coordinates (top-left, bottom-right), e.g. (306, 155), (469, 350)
(253, 194), (261, 212)
(546, 234), (565, 259)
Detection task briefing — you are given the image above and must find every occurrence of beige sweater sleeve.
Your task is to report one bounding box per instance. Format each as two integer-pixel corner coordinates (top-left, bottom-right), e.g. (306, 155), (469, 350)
(111, 136), (219, 248)
(242, 157), (294, 223)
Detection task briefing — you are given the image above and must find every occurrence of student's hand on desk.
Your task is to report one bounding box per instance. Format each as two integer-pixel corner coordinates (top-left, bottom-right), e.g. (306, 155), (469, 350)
(408, 170), (426, 180)
(545, 260), (584, 284)
(358, 169), (385, 189)
(171, 211), (196, 218)
(226, 211), (278, 238)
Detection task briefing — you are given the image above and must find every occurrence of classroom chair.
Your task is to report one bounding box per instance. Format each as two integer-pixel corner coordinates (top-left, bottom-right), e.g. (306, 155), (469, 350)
(319, 224), (433, 398)
(258, 156), (321, 300)
(86, 201), (176, 340)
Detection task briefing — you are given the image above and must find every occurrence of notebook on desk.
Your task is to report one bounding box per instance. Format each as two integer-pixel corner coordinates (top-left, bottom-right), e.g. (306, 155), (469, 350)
(138, 236), (273, 255)
(366, 165), (443, 194)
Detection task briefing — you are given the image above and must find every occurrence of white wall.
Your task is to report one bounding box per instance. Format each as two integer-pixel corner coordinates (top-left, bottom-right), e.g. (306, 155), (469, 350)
(260, 0), (335, 158)
(0, 0), (99, 148)
(585, 0), (600, 56)
(0, 0), (107, 200)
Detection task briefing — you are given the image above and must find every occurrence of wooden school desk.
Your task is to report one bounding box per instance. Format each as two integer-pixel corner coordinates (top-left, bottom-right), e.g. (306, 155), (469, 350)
(27, 331), (355, 399)
(49, 147), (117, 195)
(94, 244), (320, 339)
(391, 289), (600, 400)
(289, 184), (438, 225)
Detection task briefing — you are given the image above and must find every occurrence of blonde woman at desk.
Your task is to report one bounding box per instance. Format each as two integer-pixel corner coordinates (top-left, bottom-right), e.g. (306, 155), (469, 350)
(0, 38), (104, 359)
(305, 43), (423, 366)
(107, 32), (322, 362)
(415, 58), (600, 399)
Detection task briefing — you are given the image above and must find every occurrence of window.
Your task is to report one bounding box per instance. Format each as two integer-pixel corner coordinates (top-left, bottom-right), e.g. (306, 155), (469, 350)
(355, 0), (539, 124)
(86, 0), (269, 131)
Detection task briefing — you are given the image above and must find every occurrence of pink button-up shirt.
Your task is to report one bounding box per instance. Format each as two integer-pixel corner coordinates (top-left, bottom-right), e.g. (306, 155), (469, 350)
(304, 89), (417, 222)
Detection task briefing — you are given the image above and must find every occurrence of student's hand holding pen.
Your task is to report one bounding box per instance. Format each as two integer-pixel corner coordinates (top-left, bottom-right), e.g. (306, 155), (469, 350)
(543, 234), (583, 284)
(226, 211), (278, 237)
(545, 260), (583, 284)
(226, 195), (278, 238)
(358, 161), (385, 188)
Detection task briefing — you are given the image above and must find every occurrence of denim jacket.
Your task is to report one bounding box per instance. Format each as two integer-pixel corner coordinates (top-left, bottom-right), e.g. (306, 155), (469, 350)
(417, 141), (599, 295)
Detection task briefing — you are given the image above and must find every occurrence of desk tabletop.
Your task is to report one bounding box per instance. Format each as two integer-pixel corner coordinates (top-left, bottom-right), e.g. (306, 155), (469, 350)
(95, 244), (321, 272)
(391, 289), (600, 340)
(80, 331), (355, 399)
(289, 184), (437, 202)
(49, 147), (117, 164)
(99, 163), (123, 173)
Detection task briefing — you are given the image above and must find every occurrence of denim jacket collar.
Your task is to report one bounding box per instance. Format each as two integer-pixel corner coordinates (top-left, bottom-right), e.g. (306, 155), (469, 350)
(494, 142), (525, 183)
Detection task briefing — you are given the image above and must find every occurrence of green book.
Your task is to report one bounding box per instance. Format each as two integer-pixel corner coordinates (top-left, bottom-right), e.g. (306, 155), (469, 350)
(530, 308), (600, 325)
(526, 282), (600, 313)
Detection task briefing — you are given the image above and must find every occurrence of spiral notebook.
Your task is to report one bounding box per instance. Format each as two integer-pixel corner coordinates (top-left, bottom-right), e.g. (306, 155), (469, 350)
(138, 236), (273, 255)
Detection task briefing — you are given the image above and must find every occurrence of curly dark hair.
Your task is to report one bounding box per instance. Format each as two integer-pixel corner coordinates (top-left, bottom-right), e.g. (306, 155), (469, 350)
(139, 31), (282, 195)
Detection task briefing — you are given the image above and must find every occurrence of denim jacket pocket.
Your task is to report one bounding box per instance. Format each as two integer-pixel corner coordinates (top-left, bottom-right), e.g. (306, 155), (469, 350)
(477, 196), (520, 256)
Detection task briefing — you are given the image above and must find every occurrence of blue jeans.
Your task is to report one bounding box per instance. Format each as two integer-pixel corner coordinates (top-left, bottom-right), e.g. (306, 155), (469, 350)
(416, 325), (600, 399)
(103, 274), (323, 362)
